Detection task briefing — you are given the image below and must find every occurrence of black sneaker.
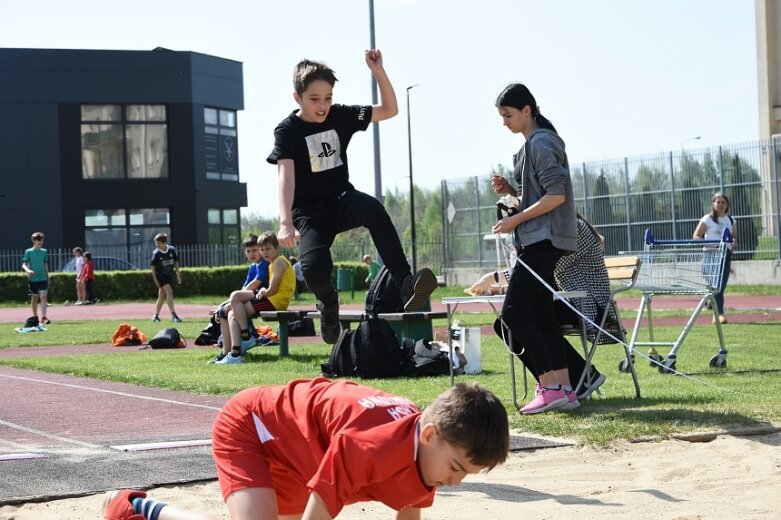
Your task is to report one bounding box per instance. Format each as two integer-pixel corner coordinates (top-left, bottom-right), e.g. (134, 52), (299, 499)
(317, 300), (341, 344)
(400, 268), (438, 311)
(576, 370), (606, 400)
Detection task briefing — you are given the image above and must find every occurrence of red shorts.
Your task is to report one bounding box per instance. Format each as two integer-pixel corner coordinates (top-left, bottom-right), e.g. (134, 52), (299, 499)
(249, 297), (276, 315)
(211, 388), (309, 515)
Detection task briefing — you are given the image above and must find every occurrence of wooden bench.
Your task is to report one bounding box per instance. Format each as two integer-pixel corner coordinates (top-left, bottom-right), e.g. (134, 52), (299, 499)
(307, 310), (447, 346)
(257, 309), (315, 357)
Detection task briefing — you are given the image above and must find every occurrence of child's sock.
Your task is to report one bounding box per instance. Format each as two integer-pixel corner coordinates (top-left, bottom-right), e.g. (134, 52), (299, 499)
(240, 329), (250, 341)
(562, 385), (573, 393)
(231, 347), (241, 357)
(132, 496), (166, 520)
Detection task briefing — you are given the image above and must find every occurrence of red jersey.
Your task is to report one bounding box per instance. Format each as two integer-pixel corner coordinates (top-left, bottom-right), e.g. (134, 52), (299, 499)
(81, 261), (95, 281)
(217, 378), (434, 516)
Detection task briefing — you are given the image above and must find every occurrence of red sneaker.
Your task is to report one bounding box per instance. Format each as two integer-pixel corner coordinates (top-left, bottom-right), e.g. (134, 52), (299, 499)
(102, 489), (147, 520)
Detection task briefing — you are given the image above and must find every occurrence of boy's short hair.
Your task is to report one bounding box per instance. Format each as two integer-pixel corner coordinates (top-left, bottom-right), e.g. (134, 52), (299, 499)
(259, 231), (279, 249)
(293, 59), (338, 95)
(421, 382), (509, 470)
(84, 251), (92, 260)
(243, 234), (259, 248)
(73, 247), (83, 254)
(154, 233), (168, 243)
(31, 232), (45, 241)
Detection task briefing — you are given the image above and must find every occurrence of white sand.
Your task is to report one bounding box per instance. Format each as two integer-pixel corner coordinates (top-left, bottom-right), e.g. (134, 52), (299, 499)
(1, 433), (779, 520)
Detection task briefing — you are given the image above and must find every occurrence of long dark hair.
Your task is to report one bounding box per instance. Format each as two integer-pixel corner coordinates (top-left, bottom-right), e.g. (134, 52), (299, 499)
(710, 192), (731, 223)
(495, 83), (557, 133)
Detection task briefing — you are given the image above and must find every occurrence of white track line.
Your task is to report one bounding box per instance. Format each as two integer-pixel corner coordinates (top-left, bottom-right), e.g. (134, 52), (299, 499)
(0, 373), (222, 411)
(110, 439), (213, 451)
(0, 418), (101, 448)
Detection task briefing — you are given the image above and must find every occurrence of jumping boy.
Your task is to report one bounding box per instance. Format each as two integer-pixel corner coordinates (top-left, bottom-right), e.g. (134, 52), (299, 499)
(216, 231), (295, 365)
(267, 50), (437, 344)
(21, 231), (50, 325)
(103, 378), (509, 520)
(150, 233), (182, 323)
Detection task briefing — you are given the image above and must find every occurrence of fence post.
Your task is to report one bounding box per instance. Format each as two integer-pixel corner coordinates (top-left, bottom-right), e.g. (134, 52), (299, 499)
(772, 138), (781, 261)
(475, 176), (482, 267)
(624, 157), (632, 249)
(581, 162), (589, 221)
(669, 151), (677, 240)
(718, 145), (725, 192)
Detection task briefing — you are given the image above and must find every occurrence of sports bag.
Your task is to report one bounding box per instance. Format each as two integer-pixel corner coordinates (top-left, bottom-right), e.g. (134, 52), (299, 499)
(147, 328), (186, 349)
(321, 317), (404, 379)
(365, 266), (404, 316)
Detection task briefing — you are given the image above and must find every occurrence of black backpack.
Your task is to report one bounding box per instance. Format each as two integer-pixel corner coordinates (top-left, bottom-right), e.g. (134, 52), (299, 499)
(288, 317), (316, 337)
(365, 266), (404, 316)
(321, 317), (404, 379)
(147, 328), (185, 349)
(408, 338), (452, 377)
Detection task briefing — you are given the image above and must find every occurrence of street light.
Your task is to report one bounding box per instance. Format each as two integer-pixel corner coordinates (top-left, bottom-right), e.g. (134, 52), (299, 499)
(407, 83), (420, 272)
(680, 136), (701, 150)
(368, 0), (382, 201)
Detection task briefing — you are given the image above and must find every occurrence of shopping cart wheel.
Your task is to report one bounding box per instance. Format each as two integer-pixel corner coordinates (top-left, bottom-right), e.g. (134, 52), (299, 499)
(648, 352), (663, 368)
(658, 359), (676, 374)
(617, 358), (633, 373)
(709, 354), (727, 369)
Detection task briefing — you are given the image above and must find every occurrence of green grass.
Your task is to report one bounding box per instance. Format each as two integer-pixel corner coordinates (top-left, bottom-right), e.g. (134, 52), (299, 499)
(2, 316), (779, 446)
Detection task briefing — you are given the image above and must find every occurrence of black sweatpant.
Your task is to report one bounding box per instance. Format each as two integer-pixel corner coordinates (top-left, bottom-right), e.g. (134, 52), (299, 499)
(500, 240), (570, 376)
(293, 188), (411, 305)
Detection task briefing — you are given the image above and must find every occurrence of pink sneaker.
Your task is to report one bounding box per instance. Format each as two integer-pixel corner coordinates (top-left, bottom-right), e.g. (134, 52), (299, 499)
(560, 388), (581, 411)
(520, 386), (569, 414)
(102, 489), (147, 520)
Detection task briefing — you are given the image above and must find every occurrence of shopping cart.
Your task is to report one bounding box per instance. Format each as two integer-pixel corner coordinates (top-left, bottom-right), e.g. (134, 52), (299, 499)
(619, 228), (732, 374)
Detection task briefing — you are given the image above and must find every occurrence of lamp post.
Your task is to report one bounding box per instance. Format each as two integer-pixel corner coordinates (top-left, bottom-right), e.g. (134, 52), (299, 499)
(680, 136), (701, 150)
(368, 0), (382, 201)
(407, 83), (420, 273)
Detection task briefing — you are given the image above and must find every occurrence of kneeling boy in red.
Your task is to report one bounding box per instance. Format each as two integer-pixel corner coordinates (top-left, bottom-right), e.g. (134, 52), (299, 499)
(104, 377), (509, 520)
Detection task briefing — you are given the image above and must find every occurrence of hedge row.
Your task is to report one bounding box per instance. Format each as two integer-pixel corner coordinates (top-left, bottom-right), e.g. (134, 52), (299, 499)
(0, 262), (371, 303)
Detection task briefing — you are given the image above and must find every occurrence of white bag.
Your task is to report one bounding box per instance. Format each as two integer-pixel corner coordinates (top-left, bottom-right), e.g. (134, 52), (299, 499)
(459, 327), (482, 374)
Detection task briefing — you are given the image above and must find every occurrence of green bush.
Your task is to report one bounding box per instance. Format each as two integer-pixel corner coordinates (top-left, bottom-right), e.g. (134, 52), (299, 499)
(0, 263), (373, 302)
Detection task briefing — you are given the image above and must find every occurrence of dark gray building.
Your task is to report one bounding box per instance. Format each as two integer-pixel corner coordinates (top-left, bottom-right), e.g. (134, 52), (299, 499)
(0, 47), (246, 253)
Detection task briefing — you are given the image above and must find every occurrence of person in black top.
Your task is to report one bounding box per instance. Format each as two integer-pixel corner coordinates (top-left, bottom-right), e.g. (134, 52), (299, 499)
(267, 50), (437, 344)
(150, 232), (182, 323)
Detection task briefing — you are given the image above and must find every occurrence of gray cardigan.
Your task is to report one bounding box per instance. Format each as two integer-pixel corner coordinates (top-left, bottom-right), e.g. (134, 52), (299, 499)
(511, 128), (578, 254)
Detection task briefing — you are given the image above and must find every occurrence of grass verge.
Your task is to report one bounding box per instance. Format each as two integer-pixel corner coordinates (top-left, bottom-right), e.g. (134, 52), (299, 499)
(1, 318), (779, 445)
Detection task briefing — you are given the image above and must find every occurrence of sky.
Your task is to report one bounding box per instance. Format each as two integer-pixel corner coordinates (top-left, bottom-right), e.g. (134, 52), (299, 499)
(1, 0), (759, 218)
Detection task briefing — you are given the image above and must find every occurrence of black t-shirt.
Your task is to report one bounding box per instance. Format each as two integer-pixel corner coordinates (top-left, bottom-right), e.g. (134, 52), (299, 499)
(267, 104), (373, 209)
(150, 246), (179, 278)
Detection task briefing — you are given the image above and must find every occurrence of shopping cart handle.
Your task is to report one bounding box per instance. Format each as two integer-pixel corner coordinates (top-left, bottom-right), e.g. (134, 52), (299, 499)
(644, 228), (733, 246)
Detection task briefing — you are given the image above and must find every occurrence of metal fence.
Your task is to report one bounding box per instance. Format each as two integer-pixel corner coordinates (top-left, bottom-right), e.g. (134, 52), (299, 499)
(2, 241), (446, 274)
(442, 139), (781, 268)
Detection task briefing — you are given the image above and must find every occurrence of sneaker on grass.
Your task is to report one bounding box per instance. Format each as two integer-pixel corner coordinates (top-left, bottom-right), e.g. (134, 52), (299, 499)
(520, 385), (569, 415)
(560, 388), (581, 411)
(576, 371), (606, 400)
(216, 353), (244, 365)
(208, 353), (227, 364)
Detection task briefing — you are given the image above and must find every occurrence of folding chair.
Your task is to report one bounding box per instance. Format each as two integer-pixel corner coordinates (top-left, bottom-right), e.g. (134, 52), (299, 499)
(573, 255), (643, 399)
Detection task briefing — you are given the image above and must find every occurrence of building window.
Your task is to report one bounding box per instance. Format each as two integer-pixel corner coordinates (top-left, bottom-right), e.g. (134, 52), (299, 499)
(208, 208), (240, 245)
(81, 105), (169, 179)
(204, 107), (239, 181)
(84, 208), (171, 250)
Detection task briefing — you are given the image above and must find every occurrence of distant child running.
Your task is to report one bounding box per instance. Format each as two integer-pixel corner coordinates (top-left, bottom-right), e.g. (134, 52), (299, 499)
(216, 231), (295, 365)
(21, 231), (50, 325)
(103, 378), (509, 520)
(150, 233), (182, 323)
(267, 50), (437, 344)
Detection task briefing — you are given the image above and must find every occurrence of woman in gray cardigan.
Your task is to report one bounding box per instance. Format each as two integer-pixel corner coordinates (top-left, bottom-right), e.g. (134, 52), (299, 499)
(491, 83), (579, 415)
